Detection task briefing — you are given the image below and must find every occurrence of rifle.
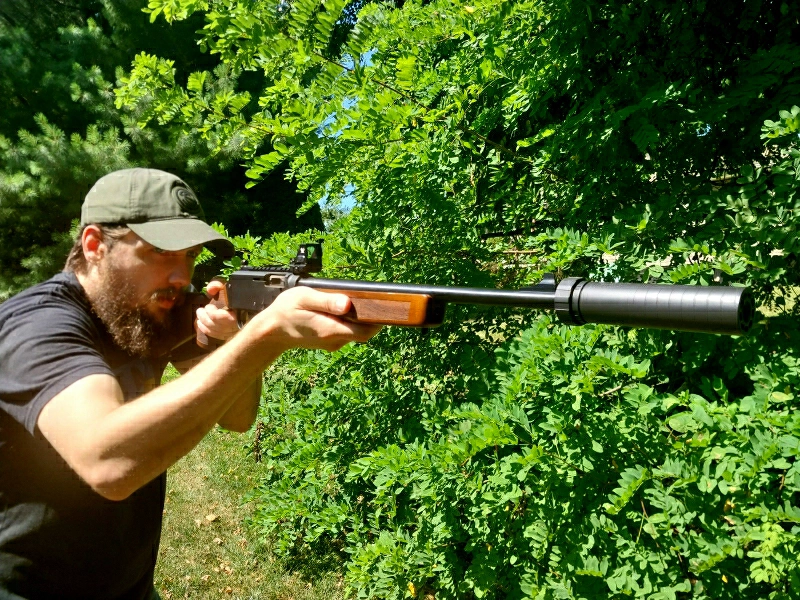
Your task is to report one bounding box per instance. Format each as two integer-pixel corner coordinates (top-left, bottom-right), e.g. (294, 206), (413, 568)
(182, 242), (753, 350)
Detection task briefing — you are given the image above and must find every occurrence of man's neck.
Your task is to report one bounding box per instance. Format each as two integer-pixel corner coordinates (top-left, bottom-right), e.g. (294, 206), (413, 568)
(74, 270), (95, 300)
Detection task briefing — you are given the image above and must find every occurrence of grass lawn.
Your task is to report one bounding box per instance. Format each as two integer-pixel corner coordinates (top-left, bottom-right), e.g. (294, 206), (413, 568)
(154, 424), (346, 599)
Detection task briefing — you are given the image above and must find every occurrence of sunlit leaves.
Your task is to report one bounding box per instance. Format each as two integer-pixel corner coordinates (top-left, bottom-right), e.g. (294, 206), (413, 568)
(144, 0), (209, 23)
(121, 0), (800, 596)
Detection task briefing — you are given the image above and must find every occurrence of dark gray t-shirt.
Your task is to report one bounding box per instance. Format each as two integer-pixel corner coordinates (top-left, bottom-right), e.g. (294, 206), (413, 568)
(0, 272), (169, 600)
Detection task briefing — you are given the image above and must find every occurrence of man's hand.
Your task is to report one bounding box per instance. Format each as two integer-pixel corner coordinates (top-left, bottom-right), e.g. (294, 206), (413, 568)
(194, 279), (239, 342)
(254, 286), (382, 352)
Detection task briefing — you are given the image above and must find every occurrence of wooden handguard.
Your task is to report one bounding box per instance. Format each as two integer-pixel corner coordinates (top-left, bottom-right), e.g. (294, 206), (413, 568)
(320, 289), (447, 327)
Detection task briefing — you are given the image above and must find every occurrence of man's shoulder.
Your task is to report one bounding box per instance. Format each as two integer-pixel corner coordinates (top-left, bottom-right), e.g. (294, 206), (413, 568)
(0, 272), (89, 319)
(5, 271), (85, 303)
(0, 272), (100, 352)
(0, 273), (114, 433)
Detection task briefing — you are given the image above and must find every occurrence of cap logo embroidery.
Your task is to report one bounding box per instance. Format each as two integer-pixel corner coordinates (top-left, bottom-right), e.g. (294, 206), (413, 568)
(174, 187), (201, 216)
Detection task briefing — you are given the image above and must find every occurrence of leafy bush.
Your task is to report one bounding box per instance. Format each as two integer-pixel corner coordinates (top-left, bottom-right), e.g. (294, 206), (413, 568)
(253, 313), (799, 598)
(132, 0), (799, 596)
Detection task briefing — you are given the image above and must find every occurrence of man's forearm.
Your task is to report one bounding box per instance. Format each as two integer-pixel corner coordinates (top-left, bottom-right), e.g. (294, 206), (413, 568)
(217, 376), (262, 432)
(172, 351), (263, 432)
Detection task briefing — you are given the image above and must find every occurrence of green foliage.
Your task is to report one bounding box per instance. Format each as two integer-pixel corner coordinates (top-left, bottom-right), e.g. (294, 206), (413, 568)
(134, 0), (799, 596)
(0, 0), (321, 296)
(253, 310), (800, 598)
(0, 117), (132, 298)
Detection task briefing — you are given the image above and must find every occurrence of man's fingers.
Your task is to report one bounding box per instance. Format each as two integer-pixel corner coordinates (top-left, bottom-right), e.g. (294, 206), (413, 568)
(319, 291), (351, 315)
(196, 303), (239, 341)
(285, 289), (383, 338)
(205, 279), (226, 298)
(285, 287), (351, 315)
(258, 287), (383, 349)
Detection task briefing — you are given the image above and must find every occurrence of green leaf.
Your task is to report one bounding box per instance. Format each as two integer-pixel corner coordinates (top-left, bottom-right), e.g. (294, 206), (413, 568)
(187, 71), (207, 93)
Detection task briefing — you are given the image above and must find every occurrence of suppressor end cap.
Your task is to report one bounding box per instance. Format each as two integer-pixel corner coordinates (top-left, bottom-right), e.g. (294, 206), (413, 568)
(554, 277), (586, 325)
(737, 288), (755, 333)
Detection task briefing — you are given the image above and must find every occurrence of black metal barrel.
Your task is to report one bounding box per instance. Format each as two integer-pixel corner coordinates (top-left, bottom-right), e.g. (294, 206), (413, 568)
(297, 277), (556, 308)
(297, 276), (754, 335)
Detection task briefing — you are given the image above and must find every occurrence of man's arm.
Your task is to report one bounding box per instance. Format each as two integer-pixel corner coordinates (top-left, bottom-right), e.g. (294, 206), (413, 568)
(174, 279), (262, 433)
(216, 379), (261, 433)
(36, 287), (378, 501)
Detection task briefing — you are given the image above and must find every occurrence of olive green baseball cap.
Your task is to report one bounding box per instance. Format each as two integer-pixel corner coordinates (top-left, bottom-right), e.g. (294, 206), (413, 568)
(81, 168), (233, 256)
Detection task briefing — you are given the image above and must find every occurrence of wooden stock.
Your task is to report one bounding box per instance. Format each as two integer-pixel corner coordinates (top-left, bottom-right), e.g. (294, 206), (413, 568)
(318, 289), (446, 327)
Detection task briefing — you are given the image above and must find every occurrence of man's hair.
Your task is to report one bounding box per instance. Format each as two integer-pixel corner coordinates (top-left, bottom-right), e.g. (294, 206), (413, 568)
(64, 225), (131, 274)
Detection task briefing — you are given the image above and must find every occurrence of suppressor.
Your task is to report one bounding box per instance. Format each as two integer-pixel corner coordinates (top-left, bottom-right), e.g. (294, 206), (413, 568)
(554, 278), (754, 335)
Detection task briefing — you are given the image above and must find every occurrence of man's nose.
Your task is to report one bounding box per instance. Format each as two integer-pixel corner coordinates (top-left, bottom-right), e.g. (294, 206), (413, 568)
(168, 258), (193, 288)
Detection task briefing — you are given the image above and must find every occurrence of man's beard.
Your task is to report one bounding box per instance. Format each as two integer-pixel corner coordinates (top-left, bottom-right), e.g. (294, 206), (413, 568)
(91, 266), (185, 359)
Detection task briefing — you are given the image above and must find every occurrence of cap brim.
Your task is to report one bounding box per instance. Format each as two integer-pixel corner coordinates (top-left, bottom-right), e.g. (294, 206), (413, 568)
(128, 219), (234, 257)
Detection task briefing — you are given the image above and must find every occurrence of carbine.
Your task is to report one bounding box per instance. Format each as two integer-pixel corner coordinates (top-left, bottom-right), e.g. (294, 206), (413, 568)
(187, 242), (753, 348)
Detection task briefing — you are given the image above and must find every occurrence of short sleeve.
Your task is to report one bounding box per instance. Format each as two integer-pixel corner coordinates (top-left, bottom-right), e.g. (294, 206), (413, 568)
(0, 284), (113, 434)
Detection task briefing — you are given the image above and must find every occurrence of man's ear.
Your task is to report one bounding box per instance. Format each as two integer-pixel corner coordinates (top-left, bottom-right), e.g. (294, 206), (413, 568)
(81, 225), (106, 264)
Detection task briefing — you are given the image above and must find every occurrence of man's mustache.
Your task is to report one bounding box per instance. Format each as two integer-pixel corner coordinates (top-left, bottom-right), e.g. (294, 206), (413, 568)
(148, 287), (188, 305)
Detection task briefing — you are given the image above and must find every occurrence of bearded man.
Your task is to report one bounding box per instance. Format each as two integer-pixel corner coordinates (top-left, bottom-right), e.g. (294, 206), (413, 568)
(0, 168), (377, 599)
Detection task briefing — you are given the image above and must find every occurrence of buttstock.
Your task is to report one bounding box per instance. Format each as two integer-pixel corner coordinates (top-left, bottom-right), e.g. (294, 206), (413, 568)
(321, 289), (446, 327)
